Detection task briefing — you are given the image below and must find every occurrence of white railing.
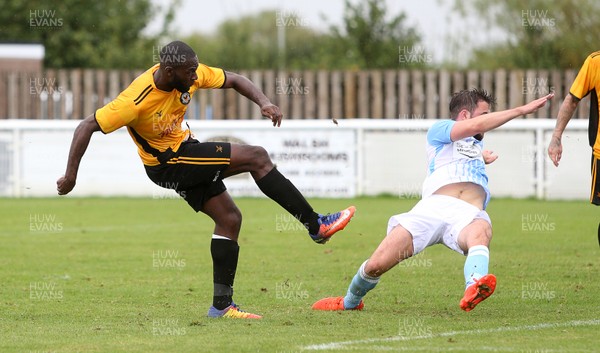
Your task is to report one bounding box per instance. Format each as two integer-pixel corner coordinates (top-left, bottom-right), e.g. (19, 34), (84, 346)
(0, 119), (590, 200)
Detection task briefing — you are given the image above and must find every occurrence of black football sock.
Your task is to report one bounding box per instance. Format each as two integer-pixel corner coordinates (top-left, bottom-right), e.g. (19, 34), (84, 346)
(256, 167), (320, 234)
(211, 237), (239, 310)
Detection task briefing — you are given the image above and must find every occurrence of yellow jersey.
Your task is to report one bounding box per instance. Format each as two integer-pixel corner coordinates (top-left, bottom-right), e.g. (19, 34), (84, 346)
(570, 51), (600, 156)
(95, 63), (226, 166)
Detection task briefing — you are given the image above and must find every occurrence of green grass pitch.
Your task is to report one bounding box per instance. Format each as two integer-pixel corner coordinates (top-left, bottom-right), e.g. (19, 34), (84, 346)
(0, 196), (598, 352)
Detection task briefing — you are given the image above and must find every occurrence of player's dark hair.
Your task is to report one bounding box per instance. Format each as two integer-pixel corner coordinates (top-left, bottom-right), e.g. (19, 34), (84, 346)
(159, 41), (196, 67)
(449, 88), (496, 120)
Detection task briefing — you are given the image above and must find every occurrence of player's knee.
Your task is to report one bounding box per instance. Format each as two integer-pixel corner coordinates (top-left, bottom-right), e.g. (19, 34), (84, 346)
(249, 145), (272, 168)
(471, 223), (493, 246)
(364, 259), (386, 277)
(480, 222), (493, 241)
(219, 207), (242, 234)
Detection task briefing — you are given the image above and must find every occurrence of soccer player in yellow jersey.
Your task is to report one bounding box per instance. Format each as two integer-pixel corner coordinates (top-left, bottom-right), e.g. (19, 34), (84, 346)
(548, 50), (600, 242)
(56, 41), (355, 319)
(548, 50), (600, 205)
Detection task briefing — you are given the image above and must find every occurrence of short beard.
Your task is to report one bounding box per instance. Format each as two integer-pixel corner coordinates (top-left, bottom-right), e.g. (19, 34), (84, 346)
(174, 83), (189, 93)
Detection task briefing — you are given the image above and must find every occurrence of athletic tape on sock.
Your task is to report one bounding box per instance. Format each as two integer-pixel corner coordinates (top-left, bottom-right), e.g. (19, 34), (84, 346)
(359, 260), (380, 284)
(468, 245), (489, 258)
(212, 234), (234, 241)
(214, 283), (233, 296)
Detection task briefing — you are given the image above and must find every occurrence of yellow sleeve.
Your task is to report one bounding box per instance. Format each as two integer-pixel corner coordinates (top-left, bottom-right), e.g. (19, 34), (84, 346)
(194, 64), (226, 89)
(570, 53), (600, 100)
(95, 91), (138, 134)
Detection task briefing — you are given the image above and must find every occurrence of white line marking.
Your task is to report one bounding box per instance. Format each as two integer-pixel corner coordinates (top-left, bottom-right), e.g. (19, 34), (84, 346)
(301, 319), (600, 351)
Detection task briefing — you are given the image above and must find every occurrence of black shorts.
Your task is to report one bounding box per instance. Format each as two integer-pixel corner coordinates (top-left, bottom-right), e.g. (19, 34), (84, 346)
(591, 154), (600, 205)
(145, 140), (231, 212)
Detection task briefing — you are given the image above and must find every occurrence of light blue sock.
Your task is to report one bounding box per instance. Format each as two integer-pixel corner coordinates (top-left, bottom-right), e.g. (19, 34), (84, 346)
(464, 245), (489, 288)
(343, 260), (380, 309)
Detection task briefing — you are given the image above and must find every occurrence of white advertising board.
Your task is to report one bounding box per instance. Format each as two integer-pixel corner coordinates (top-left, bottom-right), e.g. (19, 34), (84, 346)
(188, 122), (356, 198)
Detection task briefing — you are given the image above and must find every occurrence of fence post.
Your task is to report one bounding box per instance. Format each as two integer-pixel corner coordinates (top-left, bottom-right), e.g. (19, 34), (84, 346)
(83, 69), (94, 117)
(331, 70), (342, 121)
(425, 70), (436, 119)
(7, 73), (17, 119)
(383, 70), (396, 119)
(0, 72), (5, 118)
(398, 70), (409, 119)
(369, 70), (382, 119)
(495, 69), (507, 111)
(58, 69), (68, 119)
(509, 70), (524, 111)
(438, 70), (450, 119)
(304, 70), (316, 118)
(316, 70), (328, 119)
(357, 71), (369, 118)
(96, 69), (106, 111)
(451, 71), (464, 93)
(344, 70), (356, 119)
(46, 69), (58, 119)
(70, 69), (82, 119)
(410, 70), (424, 119)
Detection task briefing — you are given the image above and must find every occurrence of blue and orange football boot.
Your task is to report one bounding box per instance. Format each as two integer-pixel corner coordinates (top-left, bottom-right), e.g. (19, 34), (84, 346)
(309, 206), (356, 244)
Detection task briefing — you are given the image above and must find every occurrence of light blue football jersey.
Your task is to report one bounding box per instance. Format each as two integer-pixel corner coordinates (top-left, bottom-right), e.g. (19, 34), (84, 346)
(422, 120), (490, 209)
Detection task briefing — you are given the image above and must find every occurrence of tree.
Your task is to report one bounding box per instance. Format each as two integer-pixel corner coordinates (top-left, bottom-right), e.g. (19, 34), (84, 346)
(452, 0), (600, 69)
(183, 10), (333, 70)
(0, 0), (178, 69)
(328, 0), (425, 69)
(184, 1), (427, 70)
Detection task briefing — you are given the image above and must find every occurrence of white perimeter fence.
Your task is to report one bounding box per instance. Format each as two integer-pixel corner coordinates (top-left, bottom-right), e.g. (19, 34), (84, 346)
(0, 119), (591, 201)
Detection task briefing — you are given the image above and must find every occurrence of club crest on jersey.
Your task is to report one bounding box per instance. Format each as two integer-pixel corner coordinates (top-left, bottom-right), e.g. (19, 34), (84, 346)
(180, 92), (191, 105)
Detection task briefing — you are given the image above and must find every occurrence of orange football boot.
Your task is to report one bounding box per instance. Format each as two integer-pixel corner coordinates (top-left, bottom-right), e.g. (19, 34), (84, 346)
(312, 296), (364, 311)
(460, 274), (497, 312)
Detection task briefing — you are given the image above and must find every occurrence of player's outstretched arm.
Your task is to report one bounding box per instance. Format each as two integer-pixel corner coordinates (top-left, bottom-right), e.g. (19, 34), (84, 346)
(57, 114), (102, 195)
(548, 94), (580, 167)
(222, 71), (283, 127)
(450, 93), (554, 141)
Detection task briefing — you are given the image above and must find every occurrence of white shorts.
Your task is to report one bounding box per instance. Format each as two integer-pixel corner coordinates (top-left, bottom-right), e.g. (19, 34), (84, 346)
(387, 194), (491, 256)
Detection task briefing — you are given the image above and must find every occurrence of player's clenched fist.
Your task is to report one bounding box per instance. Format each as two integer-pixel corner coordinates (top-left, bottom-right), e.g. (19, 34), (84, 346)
(56, 175), (76, 195)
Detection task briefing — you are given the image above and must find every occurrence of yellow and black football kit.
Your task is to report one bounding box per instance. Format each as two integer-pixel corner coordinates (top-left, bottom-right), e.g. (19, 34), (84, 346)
(569, 51), (600, 204)
(95, 63), (232, 211)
